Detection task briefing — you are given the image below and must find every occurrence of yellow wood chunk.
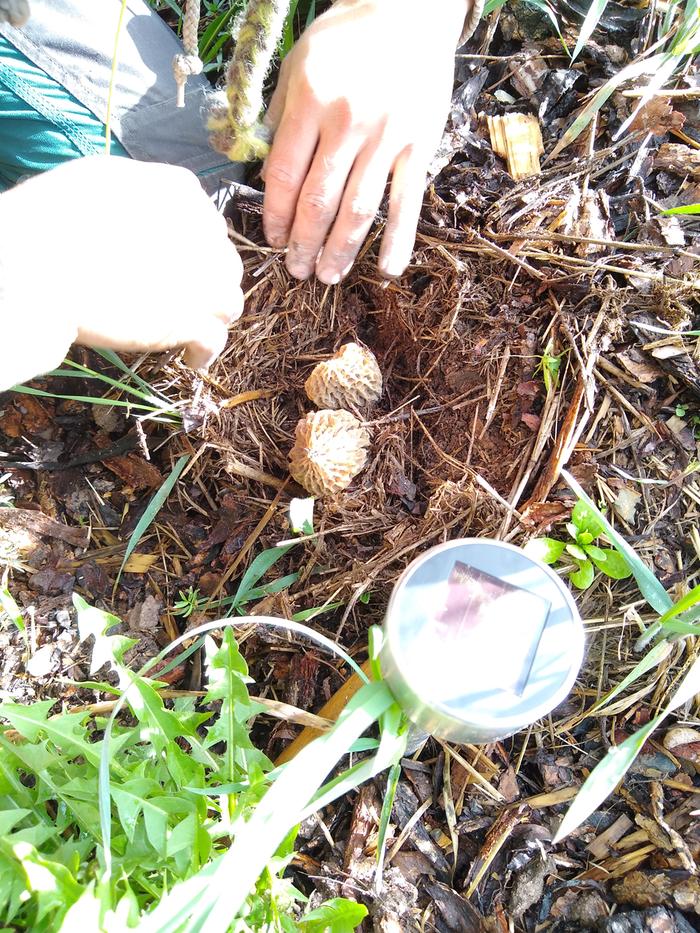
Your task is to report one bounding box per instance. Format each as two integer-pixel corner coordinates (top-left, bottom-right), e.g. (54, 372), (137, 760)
(486, 112), (544, 181)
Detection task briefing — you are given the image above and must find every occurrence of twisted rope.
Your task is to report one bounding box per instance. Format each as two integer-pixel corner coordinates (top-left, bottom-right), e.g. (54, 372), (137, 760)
(208, 0), (288, 163)
(172, 0), (203, 108)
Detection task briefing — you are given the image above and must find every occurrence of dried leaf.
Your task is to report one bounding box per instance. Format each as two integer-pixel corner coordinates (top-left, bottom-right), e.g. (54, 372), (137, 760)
(628, 97), (686, 136)
(612, 870), (700, 915)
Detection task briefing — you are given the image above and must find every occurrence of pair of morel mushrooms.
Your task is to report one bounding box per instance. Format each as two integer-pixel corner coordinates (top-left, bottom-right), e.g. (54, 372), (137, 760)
(288, 343), (382, 497)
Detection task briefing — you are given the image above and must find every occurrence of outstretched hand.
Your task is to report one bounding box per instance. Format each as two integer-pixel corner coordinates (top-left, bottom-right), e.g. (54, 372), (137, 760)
(1, 156), (243, 388)
(262, 0), (467, 284)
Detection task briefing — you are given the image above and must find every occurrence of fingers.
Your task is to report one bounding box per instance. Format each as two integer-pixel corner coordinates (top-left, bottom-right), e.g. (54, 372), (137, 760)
(284, 125), (363, 280)
(315, 142), (392, 285)
(262, 105), (320, 250)
(378, 146), (427, 279)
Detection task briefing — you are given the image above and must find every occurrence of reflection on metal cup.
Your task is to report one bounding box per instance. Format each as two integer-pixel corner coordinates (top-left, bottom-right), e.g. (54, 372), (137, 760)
(380, 539), (584, 745)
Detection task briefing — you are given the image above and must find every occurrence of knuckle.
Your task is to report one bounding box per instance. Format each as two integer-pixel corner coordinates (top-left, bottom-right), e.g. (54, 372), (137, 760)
(322, 247), (356, 268)
(288, 239), (318, 260)
(264, 161), (299, 192)
(346, 199), (376, 225)
(299, 190), (334, 222)
(328, 98), (354, 136)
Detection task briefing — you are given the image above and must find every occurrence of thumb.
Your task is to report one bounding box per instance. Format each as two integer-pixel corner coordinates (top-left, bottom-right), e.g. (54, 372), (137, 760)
(183, 318), (230, 371)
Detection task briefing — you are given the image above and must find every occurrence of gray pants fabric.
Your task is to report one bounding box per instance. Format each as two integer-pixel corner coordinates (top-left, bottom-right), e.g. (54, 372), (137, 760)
(0, 0), (243, 193)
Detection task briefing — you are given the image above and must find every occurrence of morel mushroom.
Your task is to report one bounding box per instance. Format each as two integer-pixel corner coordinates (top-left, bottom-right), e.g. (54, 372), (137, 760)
(289, 409), (370, 496)
(304, 342), (382, 410)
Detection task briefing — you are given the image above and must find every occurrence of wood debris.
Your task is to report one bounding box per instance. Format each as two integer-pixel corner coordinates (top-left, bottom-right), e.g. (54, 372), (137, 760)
(485, 112), (544, 180)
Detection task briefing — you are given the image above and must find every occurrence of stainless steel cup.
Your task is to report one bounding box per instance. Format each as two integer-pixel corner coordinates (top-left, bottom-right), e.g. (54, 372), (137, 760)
(380, 538), (584, 744)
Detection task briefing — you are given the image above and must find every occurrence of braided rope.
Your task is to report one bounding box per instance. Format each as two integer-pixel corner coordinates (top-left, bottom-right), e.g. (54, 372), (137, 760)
(208, 0), (289, 163)
(172, 0), (203, 108)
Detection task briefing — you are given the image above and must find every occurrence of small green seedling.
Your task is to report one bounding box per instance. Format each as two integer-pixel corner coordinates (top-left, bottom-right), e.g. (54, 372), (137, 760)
(525, 499), (632, 589)
(173, 585), (201, 618)
(534, 339), (565, 395)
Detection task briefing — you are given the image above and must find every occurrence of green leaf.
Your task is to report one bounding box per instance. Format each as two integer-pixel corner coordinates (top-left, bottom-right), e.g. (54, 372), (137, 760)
(231, 543), (295, 609)
(570, 0), (610, 62)
(566, 522), (580, 541)
(658, 581), (700, 627)
(74, 596), (137, 685)
(111, 781), (193, 851)
(523, 537), (566, 565)
(300, 898), (369, 931)
(569, 558), (594, 589)
(0, 585), (27, 646)
(117, 454), (189, 585)
(588, 548), (631, 580)
(562, 471), (672, 615)
(590, 640), (673, 713)
(204, 629), (272, 783)
(555, 653), (700, 843)
(583, 544), (607, 561)
(661, 202), (700, 216)
(142, 681), (396, 933)
(571, 500), (606, 539)
(0, 701), (104, 772)
(566, 543), (588, 563)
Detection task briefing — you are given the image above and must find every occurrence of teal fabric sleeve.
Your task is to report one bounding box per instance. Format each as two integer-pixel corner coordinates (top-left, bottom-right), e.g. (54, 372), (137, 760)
(0, 35), (127, 191)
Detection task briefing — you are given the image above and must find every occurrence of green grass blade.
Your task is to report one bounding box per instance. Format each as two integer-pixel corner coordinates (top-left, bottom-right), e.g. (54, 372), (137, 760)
(570, 0), (609, 61)
(554, 653), (700, 842)
(548, 53), (667, 159)
(375, 758), (402, 890)
(0, 584), (27, 648)
(661, 203), (700, 215)
(589, 639), (673, 713)
(522, 0), (562, 38)
(561, 470), (672, 614)
(10, 384), (166, 413)
(116, 455), (190, 585)
(92, 349), (175, 405)
(141, 681), (395, 932)
(552, 713), (663, 843)
(230, 543), (295, 608)
(657, 582), (700, 626)
(199, 5), (236, 60)
(281, 0), (301, 55)
(305, 0), (317, 27)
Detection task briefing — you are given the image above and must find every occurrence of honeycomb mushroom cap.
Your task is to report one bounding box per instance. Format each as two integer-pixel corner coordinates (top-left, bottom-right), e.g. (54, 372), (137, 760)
(289, 410), (370, 496)
(304, 342), (382, 410)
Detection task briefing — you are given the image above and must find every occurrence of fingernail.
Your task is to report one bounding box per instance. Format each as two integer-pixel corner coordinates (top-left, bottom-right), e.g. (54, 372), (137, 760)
(264, 228), (288, 249)
(316, 266), (341, 285)
(379, 256), (404, 279)
(287, 263), (313, 280)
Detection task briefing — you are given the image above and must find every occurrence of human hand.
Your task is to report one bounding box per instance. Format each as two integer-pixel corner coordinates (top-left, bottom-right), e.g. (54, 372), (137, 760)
(0, 156), (242, 387)
(262, 0), (467, 284)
